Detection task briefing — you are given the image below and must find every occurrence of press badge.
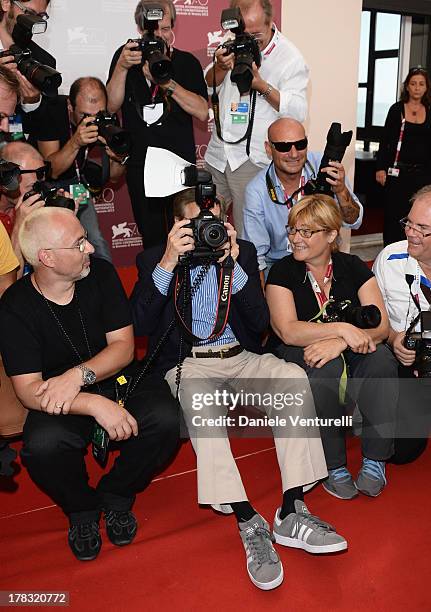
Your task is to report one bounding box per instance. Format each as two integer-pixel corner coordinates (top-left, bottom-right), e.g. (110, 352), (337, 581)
(388, 167), (400, 178)
(143, 103), (164, 125)
(70, 183), (90, 207)
(8, 113), (24, 140)
(230, 101), (248, 124)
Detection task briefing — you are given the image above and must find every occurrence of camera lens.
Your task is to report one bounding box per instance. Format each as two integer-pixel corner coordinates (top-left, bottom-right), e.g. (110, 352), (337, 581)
(201, 222), (228, 249)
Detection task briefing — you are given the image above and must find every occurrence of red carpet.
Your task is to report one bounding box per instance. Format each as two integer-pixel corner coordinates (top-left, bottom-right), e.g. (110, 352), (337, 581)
(1, 436), (430, 611)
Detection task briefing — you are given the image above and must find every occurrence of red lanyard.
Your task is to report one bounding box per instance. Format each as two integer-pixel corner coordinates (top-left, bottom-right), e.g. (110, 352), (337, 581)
(393, 117), (406, 168)
(307, 261), (333, 308)
(283, 175), (306, 206)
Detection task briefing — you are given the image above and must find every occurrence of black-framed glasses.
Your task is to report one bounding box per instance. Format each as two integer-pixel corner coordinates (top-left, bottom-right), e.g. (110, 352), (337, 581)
(270, 137), (308, 153)
(12, 0), (49, 20)
(20, 162), (51, 181)
(44, 231), (88, 253)
(286, 226), (328, 239)
(399, 217), (431, 238)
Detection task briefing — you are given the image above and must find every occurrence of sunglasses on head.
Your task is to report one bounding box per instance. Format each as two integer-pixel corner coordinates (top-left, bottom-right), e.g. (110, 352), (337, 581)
(410, 66), (427, 75)
(269, 137), (308, 153)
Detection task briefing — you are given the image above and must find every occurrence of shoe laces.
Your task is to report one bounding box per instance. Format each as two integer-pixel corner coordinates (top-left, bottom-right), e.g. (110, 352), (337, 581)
(330, 467), (352, 482)
(105, 510), (134, 529)
(69, 521), (99, 542)
(294, 512), (335, 535)
(361, 458), (386, 483)
(245, 525), (278, 567)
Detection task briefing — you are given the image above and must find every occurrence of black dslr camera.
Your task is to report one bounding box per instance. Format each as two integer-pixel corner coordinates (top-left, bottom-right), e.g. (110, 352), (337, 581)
(23, 181), (75, 211)
(403, 311), (431, 378)
(180, 167), (228, 264)
(129, 3), (173, 85)
(0, 14), (62, 96)
(303, 123), (353, 197)
(0, 159), (20, 192)
(324, 300), (382, 329)
(86, 111), (131, 157)
(221, 7), (261, 95)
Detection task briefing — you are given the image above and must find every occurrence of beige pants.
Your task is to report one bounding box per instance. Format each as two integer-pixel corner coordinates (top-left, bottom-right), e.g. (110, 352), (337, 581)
(165, 347), (328, 505)
(205, 160), (262, 237)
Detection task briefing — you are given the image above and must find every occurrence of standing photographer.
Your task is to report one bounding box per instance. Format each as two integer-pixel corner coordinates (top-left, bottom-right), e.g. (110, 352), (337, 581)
(205, 0), (308, 235)
(373, 186), (431, 463)
(243, 118), (363, 277)
(36, 77), (126, 262)
(266, 194), (398, 500)
(106, 0), (208, 248)
(0, 1), (56, 140)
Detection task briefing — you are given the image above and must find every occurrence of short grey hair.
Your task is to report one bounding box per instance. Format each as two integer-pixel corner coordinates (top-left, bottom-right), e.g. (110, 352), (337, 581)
(19, 207), (75, 267)
(411, 184), (431, 206)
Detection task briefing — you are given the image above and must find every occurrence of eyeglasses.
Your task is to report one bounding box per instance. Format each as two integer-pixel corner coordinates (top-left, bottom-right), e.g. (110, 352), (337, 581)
(270, 137), (308, 153)
(12, 0), (49, 20)
(399, 217), (431, 238)
(20, 163), (50, 181)
(286, 227), (328, 239)
(44, 232), (88, 253)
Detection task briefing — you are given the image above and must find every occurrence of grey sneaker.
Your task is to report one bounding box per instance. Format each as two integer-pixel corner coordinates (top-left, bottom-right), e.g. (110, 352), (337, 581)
(355, 458), (386, 497)
(273, 500), (347, 554)
(211, 504), (233, 514)
(322, 467), (358, 500)
(239, 514), (283, 590)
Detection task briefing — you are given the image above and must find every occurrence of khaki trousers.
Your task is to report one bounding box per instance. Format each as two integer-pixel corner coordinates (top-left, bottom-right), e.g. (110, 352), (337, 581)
(165, 347), (327, 505)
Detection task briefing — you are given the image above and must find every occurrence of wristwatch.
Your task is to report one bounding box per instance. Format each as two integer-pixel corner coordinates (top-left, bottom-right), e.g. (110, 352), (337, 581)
(75, 364), (97, 387)
(165, 80), (177, 97)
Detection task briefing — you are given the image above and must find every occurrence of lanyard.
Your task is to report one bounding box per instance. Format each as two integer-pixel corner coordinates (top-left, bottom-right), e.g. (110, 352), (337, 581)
(265, 162), (310, 207)
(393, 116), (406, 168)
(68, 119), (88, 183)
(307, 261), (333, 308)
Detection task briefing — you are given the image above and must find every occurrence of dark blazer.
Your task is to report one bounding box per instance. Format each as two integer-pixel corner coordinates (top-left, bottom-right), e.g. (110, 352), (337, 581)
(130, 239), (269, 375)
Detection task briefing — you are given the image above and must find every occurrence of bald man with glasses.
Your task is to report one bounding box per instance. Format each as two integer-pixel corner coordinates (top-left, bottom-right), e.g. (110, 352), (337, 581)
(0, 207), (179, 562)
(242, 118), (363, 279)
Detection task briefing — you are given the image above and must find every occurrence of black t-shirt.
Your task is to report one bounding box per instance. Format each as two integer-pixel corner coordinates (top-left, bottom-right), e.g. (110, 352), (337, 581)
(36, 94), (87, 182)
(107, 46), (208, 165)
(0, 257), (131, 382)
(266, 251), (374, 323)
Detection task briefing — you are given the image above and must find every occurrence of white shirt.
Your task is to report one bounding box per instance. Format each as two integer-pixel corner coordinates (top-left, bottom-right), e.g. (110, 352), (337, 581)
(205, 25), (309, 173)
(373, 240), (431, 332)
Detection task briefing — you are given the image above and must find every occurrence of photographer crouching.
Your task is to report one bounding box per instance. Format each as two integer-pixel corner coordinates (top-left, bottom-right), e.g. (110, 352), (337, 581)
(373, 186), (431, 463)
(0, 206), (179, 561)
(266, 194), (398, 500)
(131, 173), (348, 591)
(36, 77), (130, 262)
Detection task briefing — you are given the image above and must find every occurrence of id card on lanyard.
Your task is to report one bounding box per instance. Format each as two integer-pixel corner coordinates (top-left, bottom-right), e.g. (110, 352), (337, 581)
(388, 116), (405, 178)
(307, 262), (333, 310)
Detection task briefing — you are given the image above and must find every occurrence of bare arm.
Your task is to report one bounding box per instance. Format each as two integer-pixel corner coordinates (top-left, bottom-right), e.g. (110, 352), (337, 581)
(357, 277), (389, 343)
(33, 325), (135, 415)
(160, 79), (208, 122)
(107, 42), (142, 113)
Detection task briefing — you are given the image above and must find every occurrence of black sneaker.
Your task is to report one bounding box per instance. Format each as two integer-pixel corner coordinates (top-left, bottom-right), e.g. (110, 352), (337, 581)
(104, 510), (137, 546)
(68, 521), (102, 561)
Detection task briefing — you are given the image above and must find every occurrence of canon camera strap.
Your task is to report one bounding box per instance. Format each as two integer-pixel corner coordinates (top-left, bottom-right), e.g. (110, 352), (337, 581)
(174, 257), (235, 343)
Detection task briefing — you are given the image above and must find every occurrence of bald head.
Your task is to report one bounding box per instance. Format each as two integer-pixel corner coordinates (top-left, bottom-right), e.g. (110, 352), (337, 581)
(2, 142), (44, 170)
(19, 208), (79, 267)
(267, 118), (305, 142)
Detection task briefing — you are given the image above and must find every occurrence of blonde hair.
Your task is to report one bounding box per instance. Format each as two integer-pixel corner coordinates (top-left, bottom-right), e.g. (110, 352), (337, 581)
(288, 194), (342, 251)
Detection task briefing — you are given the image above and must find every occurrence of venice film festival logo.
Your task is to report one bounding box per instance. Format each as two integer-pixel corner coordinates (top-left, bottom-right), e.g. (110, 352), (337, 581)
(172, 0), (208, 17)
(206, 30), (232, 57)
(67, 26), (108, 55)
(111, 222), (142, 249)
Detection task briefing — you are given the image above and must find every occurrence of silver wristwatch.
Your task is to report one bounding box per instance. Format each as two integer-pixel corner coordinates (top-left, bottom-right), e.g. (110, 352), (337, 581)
(75, 364), (97, 387)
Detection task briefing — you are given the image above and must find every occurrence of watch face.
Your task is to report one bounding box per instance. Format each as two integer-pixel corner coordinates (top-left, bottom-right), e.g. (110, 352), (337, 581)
(84, 368), (97, 386)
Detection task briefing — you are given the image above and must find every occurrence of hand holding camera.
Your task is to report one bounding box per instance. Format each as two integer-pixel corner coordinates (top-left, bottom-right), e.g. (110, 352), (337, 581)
(118, 40), (143, 71)
(72, 117), (99, 149)
(218, 221), (239, 264)
(394, 331), (416, 366)
(160, 218), (195, 272)
(215, 46), (234, 73)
